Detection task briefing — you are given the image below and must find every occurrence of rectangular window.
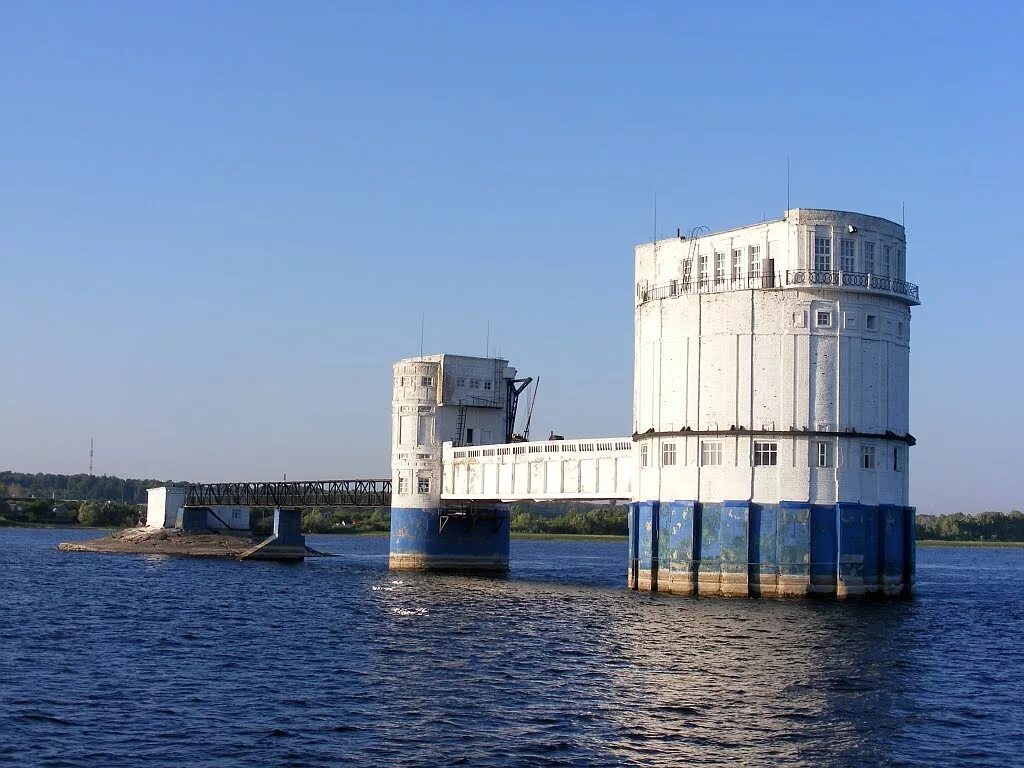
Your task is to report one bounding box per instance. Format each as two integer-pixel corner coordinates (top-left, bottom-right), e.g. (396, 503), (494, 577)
(640, 444), (648, 468)
(861, 445), (876, 470)
(897, 322), (904, 338)
(863, 241), (875, 274)
(731, 249), (742, 280)
(465, 428), (474, 444)
(897, 248), (905, 280)
(399, 376), (406, 387)
(816, 310), (832, 327)
(815, 237), (832, 272)
(682, 258), (692, 287)
(421, 376), (433, 387)
(700, 441), (722, 466)
(714, 252), (725, 284)
(456, 377), (466, 387)
(840, 239), (855, 272)
(699, 255), (708, 287)
(894, 446), (904, 472)
(882, 246), (891, 277)
(670, 278), (679, 296)
(417, 475), (431, 494)
(753, 441), (778, 466)
(749, 245), (761, 280)
(816, 441), (830, 467)
(397, 476), (409, 494)
(866, 314), (877, 330)
(469, 379), (480, 389)
(661, 442), (676, 466)
(483, 380), (492, 390)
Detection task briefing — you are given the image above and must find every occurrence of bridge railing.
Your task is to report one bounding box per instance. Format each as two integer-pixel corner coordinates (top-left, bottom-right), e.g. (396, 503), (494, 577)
(444, 438), (635, 501)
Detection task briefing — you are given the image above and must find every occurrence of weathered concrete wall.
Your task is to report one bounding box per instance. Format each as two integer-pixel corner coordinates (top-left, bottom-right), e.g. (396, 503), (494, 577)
(628, 499), (914, 598)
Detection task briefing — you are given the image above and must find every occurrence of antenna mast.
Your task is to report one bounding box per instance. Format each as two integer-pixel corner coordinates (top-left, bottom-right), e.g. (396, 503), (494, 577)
(89, 438), (94, 475)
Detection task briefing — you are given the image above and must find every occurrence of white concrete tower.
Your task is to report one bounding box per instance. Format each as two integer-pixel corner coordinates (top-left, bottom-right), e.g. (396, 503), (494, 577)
(629, 209), (919, 598)
(389, 354), (518, 571)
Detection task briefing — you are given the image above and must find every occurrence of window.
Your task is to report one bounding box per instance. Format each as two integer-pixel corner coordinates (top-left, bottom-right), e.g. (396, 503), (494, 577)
(816, 310), (832, 327)
(232, 510), (239, 520)
(896, 248), (904, 280)
(399, 376), (406, 387)
(465, 428), (474, 444)
(640, 444), (648, 468)
(882, 246), (891, 277)
(397, 476), (409, 494)
(815, 237), (832, 272)
(469, 379), (480, 389)
(861, 445), (876, 470)
(753, 441), (778, 466)
(897, 322), (904, 338)
(714, 252), (725, 285)
(682, 258), (692, 287)
(731, 249), (742, 280)
(699, 255), (708, 287)
(661, 442), (676, 466)
(749, 245), (761, 280)
(894, 446), (904, 472)
(700, 441), (722, 466)
(421, 376), (433, 387)
(483, 380), (492, 390)
(815, 441), (830, 467)
(456, 377), (466, 387)
(866, 314), (877, 330)
(417, 475), (431, 494)
(863, 241), (875, 274)
(840, 239), (855, 272)
(670, 278), (679, 296)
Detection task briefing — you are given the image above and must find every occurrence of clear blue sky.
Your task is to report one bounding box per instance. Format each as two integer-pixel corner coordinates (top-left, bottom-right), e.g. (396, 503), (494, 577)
(2, 2), (1020, 514)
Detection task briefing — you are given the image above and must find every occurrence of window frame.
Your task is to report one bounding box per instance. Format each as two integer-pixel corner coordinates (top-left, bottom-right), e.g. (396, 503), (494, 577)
(861, 444), (876, 470)
(753, 441), (778, 467)
(815, 441), (830, 467)
(640, 443), (648, 468)
(749, 244), (761, 279)
(814, 237), (832, 272)
(863, 241), (875, 274)
(816, 310), (832, 328)
(700, 440), (723, 466)
(731, 249), (742, 281)
(661, 442), (677, 467)
(840, 238), (855, 272)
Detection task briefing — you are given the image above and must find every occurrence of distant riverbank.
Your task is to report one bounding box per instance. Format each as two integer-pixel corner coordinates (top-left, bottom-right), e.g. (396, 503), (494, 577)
(917, 539), (1024, 548)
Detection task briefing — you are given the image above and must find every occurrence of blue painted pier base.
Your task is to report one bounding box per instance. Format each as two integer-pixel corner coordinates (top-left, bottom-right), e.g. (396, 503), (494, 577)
(389, 506), (510, 573)
(628, 500), (914, 598)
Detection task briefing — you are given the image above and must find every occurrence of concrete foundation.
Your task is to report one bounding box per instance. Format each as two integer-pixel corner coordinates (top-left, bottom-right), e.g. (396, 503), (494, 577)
(628, 499), (914, 598)
(388, 506), (509, 573)
(238, 509), (308, 561)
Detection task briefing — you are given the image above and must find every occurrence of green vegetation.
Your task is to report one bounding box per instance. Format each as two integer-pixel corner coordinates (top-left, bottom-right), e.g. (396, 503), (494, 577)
(916, 511), (1023, 543)
(1, 471), (170, 505)
(0, 497), (142, 528)
(509, 502), (628, 536)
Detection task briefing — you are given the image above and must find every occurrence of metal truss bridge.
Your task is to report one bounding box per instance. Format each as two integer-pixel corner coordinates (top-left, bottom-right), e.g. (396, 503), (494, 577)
(184, 479), (391, 508)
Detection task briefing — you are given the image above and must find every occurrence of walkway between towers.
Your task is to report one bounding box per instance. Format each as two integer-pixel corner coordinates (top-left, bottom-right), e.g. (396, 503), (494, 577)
(442, 437), (634, 502)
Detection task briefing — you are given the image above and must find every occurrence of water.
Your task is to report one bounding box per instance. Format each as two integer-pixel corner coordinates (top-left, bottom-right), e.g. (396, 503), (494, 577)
(0, 530), (1021, 767)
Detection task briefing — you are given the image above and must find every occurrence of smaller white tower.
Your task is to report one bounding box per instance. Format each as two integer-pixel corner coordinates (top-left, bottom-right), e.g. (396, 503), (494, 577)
(389, 354), (517, 571)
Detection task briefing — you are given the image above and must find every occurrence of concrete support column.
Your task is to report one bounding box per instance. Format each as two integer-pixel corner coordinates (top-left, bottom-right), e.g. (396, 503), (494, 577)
(389, 505), (510, 573)
(656, 500), (698, 595)
(720, 500), (750, 597)
(777, 502), (811, 597)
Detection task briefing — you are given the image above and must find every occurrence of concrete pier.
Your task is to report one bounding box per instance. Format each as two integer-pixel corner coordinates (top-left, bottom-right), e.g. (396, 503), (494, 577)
(629, 500), (914, 598)
(238, 509), (309, 561)
(389, 505), (509, 572)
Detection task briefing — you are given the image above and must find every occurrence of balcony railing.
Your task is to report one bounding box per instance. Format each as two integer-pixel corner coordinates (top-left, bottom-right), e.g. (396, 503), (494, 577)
(638, 274), (782, 303)
(636, 270), (920, 306)
(786, 270), (919, 301)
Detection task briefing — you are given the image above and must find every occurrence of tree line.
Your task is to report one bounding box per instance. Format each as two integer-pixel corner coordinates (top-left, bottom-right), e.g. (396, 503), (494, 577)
(916, 511), (1024, 542)
(1, 471), (169, 505)
(0, 498), (141, 528)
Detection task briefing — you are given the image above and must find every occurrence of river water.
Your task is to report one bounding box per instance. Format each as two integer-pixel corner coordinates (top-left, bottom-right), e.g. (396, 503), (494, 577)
(0, 529), (1021, 767)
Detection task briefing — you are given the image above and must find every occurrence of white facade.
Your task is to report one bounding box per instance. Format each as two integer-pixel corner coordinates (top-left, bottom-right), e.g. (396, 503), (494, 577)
(634, 208), (918, 508)
(145, 486), (251, 530)
(391, 354), (516, 511)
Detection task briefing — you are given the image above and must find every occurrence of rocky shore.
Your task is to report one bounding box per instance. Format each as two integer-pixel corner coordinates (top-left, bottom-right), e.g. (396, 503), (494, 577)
(58, 527), (330, 559)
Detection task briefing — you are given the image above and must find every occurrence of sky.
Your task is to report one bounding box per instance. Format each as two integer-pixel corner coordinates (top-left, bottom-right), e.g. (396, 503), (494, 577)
(1, 1), (1021, 514)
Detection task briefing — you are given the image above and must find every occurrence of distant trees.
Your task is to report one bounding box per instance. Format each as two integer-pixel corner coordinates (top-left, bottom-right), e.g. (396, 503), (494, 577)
(510, 503), (627, 536)
(76, 501), (141, 528)
(916, 511), (1024, 542)
(0, 471), (169, 504)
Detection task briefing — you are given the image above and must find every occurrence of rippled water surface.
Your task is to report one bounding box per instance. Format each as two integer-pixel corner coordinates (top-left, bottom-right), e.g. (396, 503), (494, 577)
(1, 529), (1022, 767)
